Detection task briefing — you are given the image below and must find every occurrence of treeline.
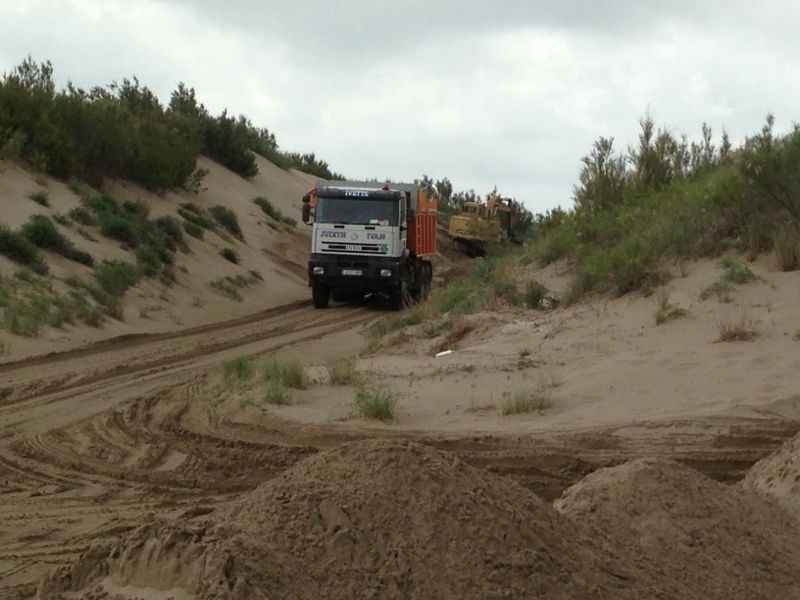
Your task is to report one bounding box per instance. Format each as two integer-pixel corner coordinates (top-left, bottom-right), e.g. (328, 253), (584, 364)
(528, 113), (800, 300)
(0, 57), (341, 190)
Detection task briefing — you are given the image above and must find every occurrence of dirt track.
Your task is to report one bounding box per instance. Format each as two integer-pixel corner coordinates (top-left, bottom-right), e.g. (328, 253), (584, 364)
(2, 300), (799, 598)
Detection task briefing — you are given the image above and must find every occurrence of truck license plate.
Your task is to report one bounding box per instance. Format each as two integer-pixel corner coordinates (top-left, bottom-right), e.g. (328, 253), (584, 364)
(342, 269), (362, 276)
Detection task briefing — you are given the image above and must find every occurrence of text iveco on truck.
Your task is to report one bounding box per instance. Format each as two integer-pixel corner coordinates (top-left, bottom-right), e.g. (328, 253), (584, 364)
(301, 181), (437, 310)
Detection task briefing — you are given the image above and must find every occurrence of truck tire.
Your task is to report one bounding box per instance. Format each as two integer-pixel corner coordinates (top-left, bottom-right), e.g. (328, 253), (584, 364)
(390, 281), (408, 311)
(312, 282), (330, 308)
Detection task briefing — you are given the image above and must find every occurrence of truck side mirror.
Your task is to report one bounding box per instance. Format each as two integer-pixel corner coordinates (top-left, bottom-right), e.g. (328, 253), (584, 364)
(407, 208), (415, 223)
(302, 194), (311, 224)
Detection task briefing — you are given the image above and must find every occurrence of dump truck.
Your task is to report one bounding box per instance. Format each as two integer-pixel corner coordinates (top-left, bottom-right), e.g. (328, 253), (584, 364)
(447, 195), (513, 256)
(302, 180), (437, 310)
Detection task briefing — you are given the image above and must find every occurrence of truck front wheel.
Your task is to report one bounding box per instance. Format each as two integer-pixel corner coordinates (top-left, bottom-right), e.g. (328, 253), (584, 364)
(312, 282), (330, 308)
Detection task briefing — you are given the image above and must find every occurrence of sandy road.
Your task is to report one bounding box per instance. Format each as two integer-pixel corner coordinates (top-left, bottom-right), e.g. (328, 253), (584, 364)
(1, 299), (799, 598)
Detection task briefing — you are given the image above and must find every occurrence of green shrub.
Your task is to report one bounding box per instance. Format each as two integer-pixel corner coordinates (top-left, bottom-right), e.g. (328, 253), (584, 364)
(220, 247), (239, 264)
(20, 214), (93, 266)
(0, 227), (47, 273)
(178, 203), (216, 229)
(29, 190), (50, 206)
(100, 214), (139, 246)
(155, 215), (183, 244)
(354, 388), (397, 421)
(209, 205), (243, 240)
(182, 220), (204, 239)
(94, 259), (139, 297)
(68, 206), (97, 226)
(524, 281), (547, 309)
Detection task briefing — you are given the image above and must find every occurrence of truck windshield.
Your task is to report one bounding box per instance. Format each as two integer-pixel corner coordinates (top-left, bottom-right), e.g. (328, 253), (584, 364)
(315, 197), (399, 226)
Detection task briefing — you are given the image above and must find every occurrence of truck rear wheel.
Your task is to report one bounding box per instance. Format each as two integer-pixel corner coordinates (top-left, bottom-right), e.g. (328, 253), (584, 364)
(312, 282), (330, 308)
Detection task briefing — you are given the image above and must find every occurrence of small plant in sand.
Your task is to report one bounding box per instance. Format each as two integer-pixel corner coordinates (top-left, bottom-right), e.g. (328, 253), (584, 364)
(719, 256), (756, 284)
(524, 281), (548, 309)
(501, 386), (552, 416)
(654, 291), (687, 325)
(224, 355), (255, 382)
(326, 356), (361, 385)
(220, 247), (239, 264)
(716, 313), (758, 342)
(28, 190), (50, 206)
(263, 359), (308, 389)
(263, 381), (290, 405)
(700, 279), (733, 302)
(354, 387), (397, 421)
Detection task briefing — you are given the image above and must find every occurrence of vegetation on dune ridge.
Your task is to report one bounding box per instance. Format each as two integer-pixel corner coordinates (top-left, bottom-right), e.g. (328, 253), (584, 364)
(525, 114), (800, 302)
(0, 57), (342, 189)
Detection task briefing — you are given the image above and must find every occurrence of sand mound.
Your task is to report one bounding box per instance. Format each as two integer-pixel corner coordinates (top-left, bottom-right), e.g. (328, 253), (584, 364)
(40, 440), (659, 599)
(555, 458), (800, 600)
(745, 431), (800, 519)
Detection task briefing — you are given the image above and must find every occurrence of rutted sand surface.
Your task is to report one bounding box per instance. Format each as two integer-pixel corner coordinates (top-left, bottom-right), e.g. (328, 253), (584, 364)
(2, 157), (800, 598)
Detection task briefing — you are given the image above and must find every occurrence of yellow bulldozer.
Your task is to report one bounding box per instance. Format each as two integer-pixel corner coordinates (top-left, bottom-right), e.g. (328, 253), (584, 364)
(447, 195), (514, 256)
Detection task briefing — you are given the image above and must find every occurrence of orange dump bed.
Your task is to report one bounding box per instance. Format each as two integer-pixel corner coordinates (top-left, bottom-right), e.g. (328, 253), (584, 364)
(408, 189), (437, 257)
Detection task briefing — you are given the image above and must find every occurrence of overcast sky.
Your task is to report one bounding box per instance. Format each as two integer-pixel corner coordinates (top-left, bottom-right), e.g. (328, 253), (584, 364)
(1, 0), (798, 213)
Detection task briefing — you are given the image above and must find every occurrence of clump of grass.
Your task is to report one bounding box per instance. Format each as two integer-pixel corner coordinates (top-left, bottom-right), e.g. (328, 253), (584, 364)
(253, 196), (281, 220)
(209, 273), (260, 302)
(253, 196), (297, 228)
(0, 271), (103, 335)
(524, 281), (547, 309)
(263, 359), (308, 389)
(28, 190), (50, 206)
(224, 355), (255, 382)
(0, 227), (48, 274)
(263, 381), (290, 405)
(719, 256), (756, 284)
(21, 215), (93, 266)
(326, 356), (361, 385)
(94, 260), (139, 297)
(354, 387), (397, 421)
(220, 247), (239, 264)
(716, 313), (758, 342)
(500, 386), (552, 416)
(654, 290), (687, 325)
(700, 279), (733, 302)
(67, 206), (97, 226)
(209, 205), (243, 240)
(182, 220), (204, 239)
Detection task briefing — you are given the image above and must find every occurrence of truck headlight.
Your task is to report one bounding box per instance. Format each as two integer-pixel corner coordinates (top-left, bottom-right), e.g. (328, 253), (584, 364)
(380, 268), (392, 277)
(313, 266), (325, 275)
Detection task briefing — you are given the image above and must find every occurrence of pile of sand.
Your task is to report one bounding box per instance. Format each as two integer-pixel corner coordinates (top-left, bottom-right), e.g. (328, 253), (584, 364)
(39, 440), (660, 599)
(555, 458), (800, 599)
(744, 431), (800, 519)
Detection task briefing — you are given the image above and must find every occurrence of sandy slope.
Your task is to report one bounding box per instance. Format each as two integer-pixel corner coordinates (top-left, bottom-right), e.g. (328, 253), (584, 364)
(242, 255), (800, 433)
(0, 154), (317, 361)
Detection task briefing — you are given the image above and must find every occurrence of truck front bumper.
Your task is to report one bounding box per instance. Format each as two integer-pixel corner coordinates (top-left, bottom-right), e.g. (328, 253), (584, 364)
(308, 254), (403, 294)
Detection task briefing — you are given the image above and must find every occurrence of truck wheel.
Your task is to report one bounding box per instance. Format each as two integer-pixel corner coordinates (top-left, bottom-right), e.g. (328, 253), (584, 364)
(390, 282), (408, 311)
(312, 282), (330, 308)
